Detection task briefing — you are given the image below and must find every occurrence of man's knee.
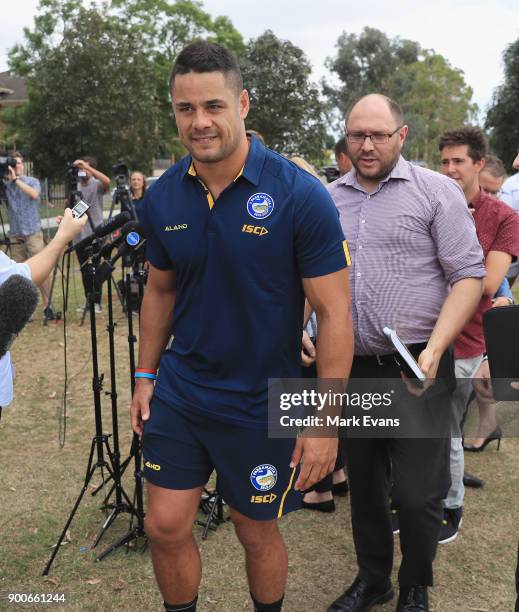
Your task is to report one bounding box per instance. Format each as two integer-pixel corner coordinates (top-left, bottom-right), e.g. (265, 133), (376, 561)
(231, 511), (280, 554)
(145, 510), (193, 547)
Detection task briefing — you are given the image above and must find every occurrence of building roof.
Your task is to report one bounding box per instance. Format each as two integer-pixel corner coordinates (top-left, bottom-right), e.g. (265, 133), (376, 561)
(0, 71), (28, 106)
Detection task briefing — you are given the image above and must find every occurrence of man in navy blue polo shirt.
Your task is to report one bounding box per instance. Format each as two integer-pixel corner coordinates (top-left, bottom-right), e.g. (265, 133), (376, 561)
(131, 41), (353, 612)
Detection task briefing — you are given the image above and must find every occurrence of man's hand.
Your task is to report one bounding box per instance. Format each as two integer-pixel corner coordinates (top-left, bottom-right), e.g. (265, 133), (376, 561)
(290, 435), (338, 491)
(73, 159), (90, 171)
(131, 379), (155, 436)
(8, 165), (17, 181)
(401, 345), (440, 397)
(301, 330), (316, 367)
(492, 296), (512, 308)
(54, 208), (88, 246)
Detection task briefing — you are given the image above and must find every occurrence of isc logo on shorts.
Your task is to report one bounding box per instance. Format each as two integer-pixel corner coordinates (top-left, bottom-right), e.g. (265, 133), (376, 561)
(144, 460), (161, 471)
(251, 493), (278, 504)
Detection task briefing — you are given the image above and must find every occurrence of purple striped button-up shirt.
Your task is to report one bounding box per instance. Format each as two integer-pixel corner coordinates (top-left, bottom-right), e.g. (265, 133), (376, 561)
(328, 156), (485, 356)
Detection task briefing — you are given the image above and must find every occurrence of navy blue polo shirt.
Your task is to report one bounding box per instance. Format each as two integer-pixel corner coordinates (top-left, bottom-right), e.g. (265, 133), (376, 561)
(141, 137), (350, 427)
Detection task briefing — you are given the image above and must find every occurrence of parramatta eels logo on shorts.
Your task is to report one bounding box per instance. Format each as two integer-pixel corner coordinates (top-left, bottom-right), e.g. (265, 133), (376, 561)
(246, 193), (274, 220)
(250, 464), (278, 491)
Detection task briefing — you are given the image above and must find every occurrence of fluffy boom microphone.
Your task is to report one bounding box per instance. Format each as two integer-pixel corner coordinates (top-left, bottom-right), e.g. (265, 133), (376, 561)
(0, 274), (40, 359)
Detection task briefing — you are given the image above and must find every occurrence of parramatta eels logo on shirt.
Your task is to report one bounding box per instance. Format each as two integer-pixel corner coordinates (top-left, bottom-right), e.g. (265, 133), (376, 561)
(246, 193), (274, 220)
(250, 464), (277, 491)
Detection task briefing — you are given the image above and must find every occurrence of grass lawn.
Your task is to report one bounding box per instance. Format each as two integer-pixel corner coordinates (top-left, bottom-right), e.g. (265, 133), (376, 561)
(0, 268), (518, 611)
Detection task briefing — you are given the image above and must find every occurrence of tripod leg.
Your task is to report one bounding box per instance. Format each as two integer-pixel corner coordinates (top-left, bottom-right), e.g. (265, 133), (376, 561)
(43, 440), (97, 575)
(202, 494), (220, 540)
(91, 506), (118, 549)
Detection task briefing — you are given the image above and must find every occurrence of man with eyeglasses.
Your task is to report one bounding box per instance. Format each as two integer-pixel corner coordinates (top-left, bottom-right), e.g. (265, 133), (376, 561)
(326, 94), (485, 612)
(3, 152), (54, 318)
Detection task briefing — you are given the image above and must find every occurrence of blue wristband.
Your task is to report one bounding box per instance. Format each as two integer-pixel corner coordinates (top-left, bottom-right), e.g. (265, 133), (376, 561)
(135, 372), (157, 380)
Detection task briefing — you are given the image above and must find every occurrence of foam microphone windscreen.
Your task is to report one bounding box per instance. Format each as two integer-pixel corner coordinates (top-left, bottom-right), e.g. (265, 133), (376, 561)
(0, 274), (39, 358)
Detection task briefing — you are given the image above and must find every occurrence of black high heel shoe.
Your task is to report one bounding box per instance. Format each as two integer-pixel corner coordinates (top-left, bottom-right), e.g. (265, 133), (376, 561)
(332, 480), (349, 496)
(463, 426), (502, 452)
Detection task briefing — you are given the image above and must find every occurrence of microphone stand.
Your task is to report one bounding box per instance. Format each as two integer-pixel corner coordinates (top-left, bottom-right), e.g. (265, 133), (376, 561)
(90, 269), (140, 554)
(96, 269), (146, 560)
(43, 244), (133, 574)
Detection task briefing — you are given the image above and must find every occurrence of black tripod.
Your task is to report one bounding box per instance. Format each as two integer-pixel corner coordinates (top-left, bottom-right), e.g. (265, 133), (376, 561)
(43, 245), (135, 575)
(96, 270), (146, 561)
(89, 271), (141, 554)
(197, 490), (228, 539)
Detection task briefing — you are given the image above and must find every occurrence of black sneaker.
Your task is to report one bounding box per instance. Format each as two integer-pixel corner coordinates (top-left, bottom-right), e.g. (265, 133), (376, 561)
(391, 507), (400, 535)
(438, 507), (463, 544)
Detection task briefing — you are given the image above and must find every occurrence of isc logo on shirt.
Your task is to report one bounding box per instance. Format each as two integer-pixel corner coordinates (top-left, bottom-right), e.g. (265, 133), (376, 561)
(251, 493), (278, 504)
(242, 224), (269, 236)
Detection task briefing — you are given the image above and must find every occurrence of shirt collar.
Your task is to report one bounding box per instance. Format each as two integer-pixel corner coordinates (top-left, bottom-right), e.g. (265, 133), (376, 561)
(470, 187), (490, 211)
(182, 135), (266, 186)
(338, 155), (412, 190)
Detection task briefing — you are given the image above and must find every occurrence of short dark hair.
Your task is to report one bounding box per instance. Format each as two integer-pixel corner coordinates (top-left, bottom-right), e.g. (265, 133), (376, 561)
(439, 127), (488, 162)
(11, 150), (23, 160)
(82, 155), (98, 168)
(346, 94), (404, 127)
(169, 41), (243, 94)
(482, 154), (506, 178)
(334, 137), (347, 157)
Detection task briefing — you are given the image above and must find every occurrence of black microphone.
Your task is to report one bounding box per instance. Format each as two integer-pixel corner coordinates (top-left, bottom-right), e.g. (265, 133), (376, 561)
(0, 275), (39, 359)
(64, 211), (132, 254)
(95, 226), (146, 285)
(97, 219), (141, 260)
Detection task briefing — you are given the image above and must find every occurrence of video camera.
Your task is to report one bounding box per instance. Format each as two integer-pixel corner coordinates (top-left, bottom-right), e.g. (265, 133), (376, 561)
(321, 165), (340, 183)
(0, 154), (17, 180)
(111, 160), (136, 220)
(113, 160), (129, 184)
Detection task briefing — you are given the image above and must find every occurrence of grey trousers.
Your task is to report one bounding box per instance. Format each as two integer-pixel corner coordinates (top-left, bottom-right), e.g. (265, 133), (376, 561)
(444, 355), (484, 509)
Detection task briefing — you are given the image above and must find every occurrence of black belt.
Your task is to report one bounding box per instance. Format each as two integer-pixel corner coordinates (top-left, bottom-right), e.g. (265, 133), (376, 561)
(355, 342), (427, 368)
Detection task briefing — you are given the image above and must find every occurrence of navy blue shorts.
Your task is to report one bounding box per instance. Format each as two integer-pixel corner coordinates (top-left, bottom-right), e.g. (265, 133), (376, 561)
(142, 395), (302, 520)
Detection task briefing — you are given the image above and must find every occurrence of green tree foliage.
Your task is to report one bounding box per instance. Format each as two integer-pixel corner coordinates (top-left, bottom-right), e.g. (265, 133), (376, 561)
(324, 27), (420, 113)
(326, 27), (476, 166)
(240, 30), (328, 161)
(8, 7), (159, 179)
(396, 52), (477, 165)
(7, 0), (245, 166)
(486, 38), (519, 172)
(110, 0), (244, 159)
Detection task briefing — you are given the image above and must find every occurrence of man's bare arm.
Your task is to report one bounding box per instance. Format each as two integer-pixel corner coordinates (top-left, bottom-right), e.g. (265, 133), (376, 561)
(483, 251), (512, 297)
(292, 267), (353, 490)
(419, 277), (483, 378)
(131, 264), (176, 435)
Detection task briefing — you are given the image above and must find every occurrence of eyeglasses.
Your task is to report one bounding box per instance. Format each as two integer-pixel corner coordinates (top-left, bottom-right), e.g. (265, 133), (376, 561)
(346, 126), (403, 145)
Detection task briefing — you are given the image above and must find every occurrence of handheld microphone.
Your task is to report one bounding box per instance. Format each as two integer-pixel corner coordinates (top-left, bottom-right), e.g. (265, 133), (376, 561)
(0, 275), (40, 359)
(95, 226), (145, 285)
(64, 211), (132, 254)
